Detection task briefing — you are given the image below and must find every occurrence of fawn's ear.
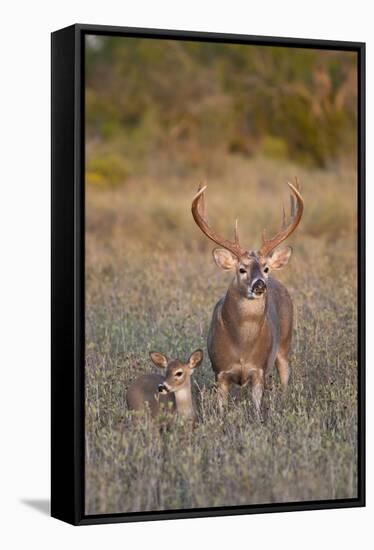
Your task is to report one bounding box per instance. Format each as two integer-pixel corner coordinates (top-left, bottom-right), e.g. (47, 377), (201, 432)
(149, 352), (168, 369)
(188, 349), (203, 370)
(266, 246), (292, 271)
(212, 248), (238, 271)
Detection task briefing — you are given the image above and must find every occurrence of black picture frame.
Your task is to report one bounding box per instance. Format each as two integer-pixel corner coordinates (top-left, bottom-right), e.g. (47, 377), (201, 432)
(51, 23), (366, 526)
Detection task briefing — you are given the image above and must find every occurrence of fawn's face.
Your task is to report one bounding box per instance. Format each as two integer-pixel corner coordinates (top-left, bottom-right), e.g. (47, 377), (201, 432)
(149, 350), (203, 394)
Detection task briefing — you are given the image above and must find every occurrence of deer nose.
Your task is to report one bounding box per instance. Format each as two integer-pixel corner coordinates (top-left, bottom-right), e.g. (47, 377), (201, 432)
(252, 279), (266, 295)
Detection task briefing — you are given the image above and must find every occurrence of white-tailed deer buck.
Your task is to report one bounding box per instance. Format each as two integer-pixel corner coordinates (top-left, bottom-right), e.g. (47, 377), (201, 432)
(126, 349), (203, 420)
(191, 180), (304, 416)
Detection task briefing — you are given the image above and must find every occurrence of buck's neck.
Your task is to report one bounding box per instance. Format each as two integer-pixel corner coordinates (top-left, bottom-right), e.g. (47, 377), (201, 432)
(174, 379), (195, 420)
(222, 280), (268, 341)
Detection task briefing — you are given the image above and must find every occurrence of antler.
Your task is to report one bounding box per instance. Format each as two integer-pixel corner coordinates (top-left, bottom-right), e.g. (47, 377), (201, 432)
(191, 183), (245, 259)
(257, 178), (304, 258)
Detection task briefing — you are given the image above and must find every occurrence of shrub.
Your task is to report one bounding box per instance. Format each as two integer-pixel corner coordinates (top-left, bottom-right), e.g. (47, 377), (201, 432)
(86, 153), (129, 188)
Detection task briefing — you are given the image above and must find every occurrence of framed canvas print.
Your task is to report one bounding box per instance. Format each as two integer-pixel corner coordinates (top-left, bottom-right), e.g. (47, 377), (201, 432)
(51, 24), (365, 525)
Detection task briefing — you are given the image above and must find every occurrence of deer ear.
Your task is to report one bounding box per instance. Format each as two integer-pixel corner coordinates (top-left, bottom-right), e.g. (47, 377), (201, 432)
(266, 246), (292, 271)
(149, 352), (168, 369)
(188, 349), (203, 369)
(212, 248), (238, 271)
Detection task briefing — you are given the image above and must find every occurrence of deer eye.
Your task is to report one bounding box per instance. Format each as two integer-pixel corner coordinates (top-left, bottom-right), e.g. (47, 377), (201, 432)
(263, 267), (269, 274)
(175, 371), (183, 378)
(239, 267), (246, 274)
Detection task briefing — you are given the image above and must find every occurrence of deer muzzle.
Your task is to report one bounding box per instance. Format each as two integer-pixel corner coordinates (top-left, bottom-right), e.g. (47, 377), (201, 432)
(158, 383), (170, 394)
(251, 278), (266, 296)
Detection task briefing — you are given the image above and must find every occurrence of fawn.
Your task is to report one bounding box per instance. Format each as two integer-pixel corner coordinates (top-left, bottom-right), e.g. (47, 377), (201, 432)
(126, 349), (203, 420)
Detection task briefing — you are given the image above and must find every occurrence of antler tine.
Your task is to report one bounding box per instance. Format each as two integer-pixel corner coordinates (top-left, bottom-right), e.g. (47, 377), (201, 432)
(282, 203), (287, 229)
(191, 185), (245, 258)
(234, 219), (240, 245)
(290, 192), (295, 219)
(290, 176), (301, 219)
(258, 181), (304, 258)
(198, 181), (206, 218)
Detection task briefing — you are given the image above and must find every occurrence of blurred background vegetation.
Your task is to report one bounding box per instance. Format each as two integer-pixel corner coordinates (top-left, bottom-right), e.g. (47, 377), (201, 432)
(86, 36), (357, 188)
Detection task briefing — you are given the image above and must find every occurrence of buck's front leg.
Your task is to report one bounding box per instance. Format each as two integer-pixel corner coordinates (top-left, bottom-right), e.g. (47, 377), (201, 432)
(251, 369), (264, 421)
(275, 353), (290, 390)
(216, 371), (231, 412)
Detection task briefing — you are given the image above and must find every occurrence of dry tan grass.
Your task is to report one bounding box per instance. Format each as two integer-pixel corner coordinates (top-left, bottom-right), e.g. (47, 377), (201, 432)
(85, 156), (357, 515)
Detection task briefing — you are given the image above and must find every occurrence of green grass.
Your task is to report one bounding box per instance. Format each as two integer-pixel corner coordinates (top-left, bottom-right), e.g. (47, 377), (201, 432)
(85, 156), (357, 515)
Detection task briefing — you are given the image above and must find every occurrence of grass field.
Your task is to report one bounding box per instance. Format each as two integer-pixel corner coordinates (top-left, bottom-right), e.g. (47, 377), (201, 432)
(85, 156), (357, 515)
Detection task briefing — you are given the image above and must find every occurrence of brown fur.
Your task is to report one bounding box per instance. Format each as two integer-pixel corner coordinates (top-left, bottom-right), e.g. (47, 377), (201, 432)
(208, 253), (293, 415)
(126, 350), (203, 419)
(191, 182), (303, 416)
(126, 373), (175, 416)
